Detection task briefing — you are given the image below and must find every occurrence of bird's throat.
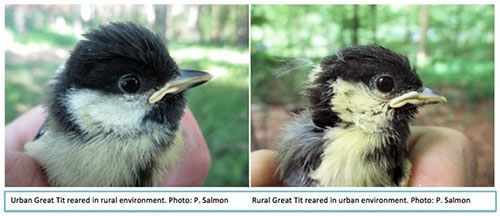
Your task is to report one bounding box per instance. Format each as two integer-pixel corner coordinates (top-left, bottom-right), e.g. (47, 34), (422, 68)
(310, 126), (402, 186)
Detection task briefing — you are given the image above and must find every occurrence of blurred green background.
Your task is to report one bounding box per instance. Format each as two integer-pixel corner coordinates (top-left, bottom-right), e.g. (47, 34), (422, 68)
(5, 5), (249, 186)
(251, 5), (494, 186)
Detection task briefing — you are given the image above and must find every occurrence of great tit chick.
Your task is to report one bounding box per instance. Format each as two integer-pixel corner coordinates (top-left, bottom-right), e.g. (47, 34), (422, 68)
(25, 22), (212, 186)
(276, 45), (446, 187)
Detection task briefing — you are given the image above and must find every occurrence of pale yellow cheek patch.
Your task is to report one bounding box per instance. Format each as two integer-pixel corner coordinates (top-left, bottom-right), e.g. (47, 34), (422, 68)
(308, 79), (400, 186)
(329, 79), (393, 133)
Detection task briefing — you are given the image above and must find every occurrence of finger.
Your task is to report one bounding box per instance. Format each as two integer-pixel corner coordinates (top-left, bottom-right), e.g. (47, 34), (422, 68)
(408, 127), (475, 186)
(5, 152), (49, 186)
(6, 106), (47, 152)
(251, 150), (282, 187)
(161, 108), (211, 186)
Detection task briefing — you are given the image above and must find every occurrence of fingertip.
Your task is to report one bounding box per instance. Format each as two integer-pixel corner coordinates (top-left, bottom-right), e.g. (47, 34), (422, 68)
(251, 150), (281, 187)
(408, 127), (472, 186)
(6, 106), (47, 152)
(5, 152), (49, 187)
(161, 107), (210, 186)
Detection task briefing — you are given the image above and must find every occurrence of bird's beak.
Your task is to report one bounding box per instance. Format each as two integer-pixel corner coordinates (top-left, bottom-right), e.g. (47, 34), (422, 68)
(149, 69), (212, 104)
(389, 87), (447, 108)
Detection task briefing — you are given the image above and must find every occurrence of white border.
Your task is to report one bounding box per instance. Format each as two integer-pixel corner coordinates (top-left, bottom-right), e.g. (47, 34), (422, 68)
(2, 0), (499, 5)
(248, 4), (253, 187)
(1, 1), (499, 215)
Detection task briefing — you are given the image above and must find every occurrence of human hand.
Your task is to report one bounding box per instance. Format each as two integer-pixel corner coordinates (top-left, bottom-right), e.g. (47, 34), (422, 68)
(251, 126), (475, 187)
(406, 126), (475, 186)
(5, 106), (210, 187)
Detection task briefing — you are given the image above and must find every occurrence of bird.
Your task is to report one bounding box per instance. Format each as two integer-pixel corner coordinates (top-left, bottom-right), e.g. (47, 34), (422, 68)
(276, 45), (446, 187)
(24, 22), (212, 187)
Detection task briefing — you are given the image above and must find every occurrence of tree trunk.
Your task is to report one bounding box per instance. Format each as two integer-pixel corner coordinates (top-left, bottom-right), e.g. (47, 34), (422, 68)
(404, 7), (411, 43)
(352, 5), (359, 46)
(453, 5), (463, 55)
(186, 5), (200, 41)
(196, 6), (204, 42)
(154, 5), (167, 41)
(13, 6), (27, 33)
(417, 5), (430, 66)
(371, 5), (377, 42)
(238, 7), (249, 46)
(338, 6), (346, 47)
(212, 5), (230, 44)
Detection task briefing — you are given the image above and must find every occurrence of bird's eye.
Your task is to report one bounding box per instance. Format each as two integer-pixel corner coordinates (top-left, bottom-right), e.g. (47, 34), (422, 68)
(375, 76), (394, 93)
(118, 74), (141, 94)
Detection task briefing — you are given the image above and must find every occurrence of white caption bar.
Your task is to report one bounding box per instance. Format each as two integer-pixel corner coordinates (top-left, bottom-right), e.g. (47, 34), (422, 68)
(4, 190), (496, 212)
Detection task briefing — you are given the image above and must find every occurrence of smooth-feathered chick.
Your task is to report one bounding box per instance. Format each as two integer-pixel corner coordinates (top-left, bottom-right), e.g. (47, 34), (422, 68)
(25, 22), (212, 187)
(276, 45), (446, 187)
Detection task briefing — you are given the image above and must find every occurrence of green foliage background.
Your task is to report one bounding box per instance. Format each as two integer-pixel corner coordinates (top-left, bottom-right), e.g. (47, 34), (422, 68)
(251, 5), (494, 105)
(5, 5), (249, 186)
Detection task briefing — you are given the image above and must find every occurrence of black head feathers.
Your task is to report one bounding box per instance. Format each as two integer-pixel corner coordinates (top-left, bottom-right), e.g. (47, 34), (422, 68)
(47, 22), (186, 132)
(81, 22), (173, 69)
(307, 45), (423, 129)
(64, 22), (178, 94)
(316, 45), (422, 95)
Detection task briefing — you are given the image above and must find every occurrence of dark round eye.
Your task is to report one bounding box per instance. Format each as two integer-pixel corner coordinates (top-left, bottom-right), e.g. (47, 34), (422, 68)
(375, 76), (394, 93)
(118, 74), (141, 94)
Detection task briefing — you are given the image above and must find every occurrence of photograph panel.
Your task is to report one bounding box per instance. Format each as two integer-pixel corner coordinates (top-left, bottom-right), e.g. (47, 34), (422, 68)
(5, 4), (249, 187)
(251, 5), (493, 187)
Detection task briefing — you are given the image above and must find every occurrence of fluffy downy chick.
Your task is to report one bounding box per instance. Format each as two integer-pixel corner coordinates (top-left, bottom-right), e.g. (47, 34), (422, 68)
(276, 45), (446, 187)
(25, 22), (212, 186)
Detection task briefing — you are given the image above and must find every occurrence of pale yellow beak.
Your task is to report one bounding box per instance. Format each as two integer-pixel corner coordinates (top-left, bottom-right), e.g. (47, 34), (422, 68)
(389, 87), (447, 108)
(149, 69), (212, 104)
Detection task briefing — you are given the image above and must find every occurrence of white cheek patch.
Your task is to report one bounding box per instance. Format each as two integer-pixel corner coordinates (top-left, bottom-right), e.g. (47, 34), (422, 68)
(330, 79), (393, 133)
(66, 88), (151, 135)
